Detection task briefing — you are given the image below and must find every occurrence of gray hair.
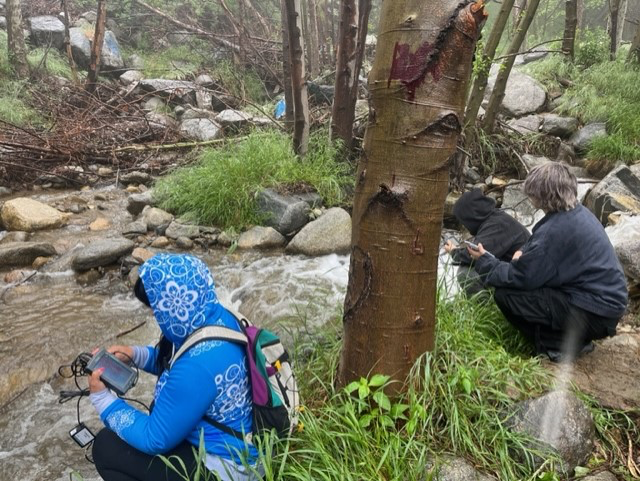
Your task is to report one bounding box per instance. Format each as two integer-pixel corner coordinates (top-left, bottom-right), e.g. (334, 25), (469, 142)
(523, 162), (578, 212)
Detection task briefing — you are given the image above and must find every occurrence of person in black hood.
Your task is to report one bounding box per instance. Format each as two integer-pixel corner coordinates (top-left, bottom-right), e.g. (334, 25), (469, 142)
(445, 188), (530, 296)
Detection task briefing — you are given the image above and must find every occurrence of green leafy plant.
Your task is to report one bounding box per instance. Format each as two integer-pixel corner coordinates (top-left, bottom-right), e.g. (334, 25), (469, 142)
(575, 28), (610, 68)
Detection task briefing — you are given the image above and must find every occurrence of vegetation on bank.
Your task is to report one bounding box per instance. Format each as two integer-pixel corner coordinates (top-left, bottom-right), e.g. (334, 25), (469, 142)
(153, 130), (353, 229)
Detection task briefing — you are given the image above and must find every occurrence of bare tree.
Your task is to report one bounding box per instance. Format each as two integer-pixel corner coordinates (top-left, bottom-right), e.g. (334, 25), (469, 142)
(482, 0), (541, 134)
(628, 18), (640, 62)
(280, 0), (295, 127)
(284, 0), (310, 156)
(562, 0), (578, 61)
(307, 0), (321, 77)
(86, 0), (107, 94)
(609, 0), (622, 59)
(338, 1), (486, 387)
(331, 0), (372, 149)
(6, 0), (30, 79)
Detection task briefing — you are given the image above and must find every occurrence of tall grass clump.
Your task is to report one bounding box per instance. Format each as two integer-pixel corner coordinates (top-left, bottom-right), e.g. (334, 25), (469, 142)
(27, 47), (74, 79)
(154, 130), (353, 229)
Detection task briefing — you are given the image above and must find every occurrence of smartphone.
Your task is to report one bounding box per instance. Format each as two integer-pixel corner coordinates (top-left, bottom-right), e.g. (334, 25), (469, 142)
(86, 349), (136, 395)
(463, 240), (480, 250)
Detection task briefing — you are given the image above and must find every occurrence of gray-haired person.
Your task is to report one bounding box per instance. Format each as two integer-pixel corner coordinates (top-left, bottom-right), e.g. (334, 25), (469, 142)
(467, 163), (628, 362)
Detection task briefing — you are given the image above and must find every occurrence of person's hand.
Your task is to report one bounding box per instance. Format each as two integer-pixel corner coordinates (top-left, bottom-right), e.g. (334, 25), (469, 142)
(467, 242), (486, 260)
(89, 368), (107, 393)
(512, 250), (523, 261)
(107, 345), (135, 364)
(444, 239), (455, 254)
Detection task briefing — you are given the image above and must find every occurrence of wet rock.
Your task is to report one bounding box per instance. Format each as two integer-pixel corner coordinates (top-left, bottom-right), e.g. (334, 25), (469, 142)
(3, 269), (35, 283)
(584, 165), (640, 225)
(506, 390), (595, 474)
(126, 190), (155, 216)
(428, 457), (497, 481)
(175, 236), (194, 250)
(485, 69), (546, 118)
(217, 231), (237, 247)
(28, 16), (65, 49)
(507, 114), (542, 135)
(71, 238), (135, 271)
(179, 118), (223, 141)
(75, 268), (103, 285)
(165, 221), (200, 240)
(131, 247), (154, 263)
(569, 123), (607, 154)
(140, 207), (173, 234)
(89, 217), (110, 231)
(237, 226), (286, 250)
(127, 265), (140, 285)
(150, 236), (170, 248)
(286, 208), (351, 256)
(1, 198), (66, 232)
(138, 79), (197, 104)
(122, 220), (148, 237)
(119, 70), (143, 85)
(256, 189), (314, 235)
(0, 231), (29, 244)
(31, 256), (51, 269)
(120, 171), (153, 186)
(215, 109), (252, 129)
(94, 193), (109, 201)
(0, 242), (57, 267)
(540, 114), (578, 138)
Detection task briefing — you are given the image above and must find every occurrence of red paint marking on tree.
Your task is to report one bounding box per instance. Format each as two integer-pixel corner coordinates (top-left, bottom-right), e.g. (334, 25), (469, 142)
(387, 41), (441, 100)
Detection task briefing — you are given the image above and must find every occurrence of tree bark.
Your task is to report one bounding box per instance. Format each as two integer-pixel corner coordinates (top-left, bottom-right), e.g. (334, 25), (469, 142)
(284, 0), (310, 156)
(86, 0), (107, 94)
(464, 0), (516, 131)
(562, 0), (578, 61)
(61, 0), (79, 83)
(482, 0), (541, 134)
(338, 1), (486, 388)
(331, 0), (372, 149)
(577, 0), (585, 31)
(627, 19), (640, 62)
(307, 0), (321, 77)
(280, 0), (295, 128)
(609, 0), (621, 59)
(6, 0), (29, 79)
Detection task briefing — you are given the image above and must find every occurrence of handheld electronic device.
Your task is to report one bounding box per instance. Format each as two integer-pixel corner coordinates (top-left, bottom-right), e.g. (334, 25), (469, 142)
(463, 240), (480, 250)
(85, 349), (136, 395)
(69, 423), (95, 447)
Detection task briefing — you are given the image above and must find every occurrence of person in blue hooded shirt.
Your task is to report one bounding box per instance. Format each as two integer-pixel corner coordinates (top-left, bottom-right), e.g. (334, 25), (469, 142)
(89, 253), (261, 481)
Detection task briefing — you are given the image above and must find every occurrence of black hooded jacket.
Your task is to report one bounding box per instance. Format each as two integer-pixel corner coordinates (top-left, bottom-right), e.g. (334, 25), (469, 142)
(450, 189), (530, 265)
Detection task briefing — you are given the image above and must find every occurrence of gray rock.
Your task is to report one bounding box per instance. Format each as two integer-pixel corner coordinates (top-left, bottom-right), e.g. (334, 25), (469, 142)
(0, 16), (6, 30)
(584, 165), (640, 224)
(582, 472), (618, 481)
(256, 189), (313, 235)
(0, 231), (29, 243)
(522, 155), (588, 178)
(286, 207), (351, 256)
(181, 107), (218, 121)
(119, 70), (143, 85)
(443, 192), (461, 222)
(0, 186), (12, 196)
(195, 74), (214, 86)
(71, 238), (135, 271)
(175, 236), (194, 250)
(127, 190), (155, 216)
(0, 242), (56, 267)
(1, 198), (67, 232)
(165, 221), (200, 240)
(120, 171), (153, 186)
(217, 230), (237, 247)
(237, 226), (286, 250)
(614, 240), (640, 281)
(122, 220), (148, 237)
(140, 207), (174, 234)
(514, 50), (549, 66)
(556, 142), (577, 164)
(28, 16), (65, 50)
(68, 27), (123, 70)
(143, 96), (166, 112)
(507, 114), (542, 135)
(179, 118), (223, 141)
(127, 53), (144, 69)
(100, 30), (124, 69)
(506, 390), (595, 474)
(196, 89), (213, 110)
(569, 123), (607, 154)
(429, 457), (497, 481)
(215, 109), (252, 129)
(211, 92), (238, 111)
(502, 184), (544, 231)
(68, 27), (91, 67)
(79, 10), (97, 23)
(485, 68), (546, 118)
(540, 114), (578, 138)
(138, 79), (197, 104)
(145, 112), (177, 130)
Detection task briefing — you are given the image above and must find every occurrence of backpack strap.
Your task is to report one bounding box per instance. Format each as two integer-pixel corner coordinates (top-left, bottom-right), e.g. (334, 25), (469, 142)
(170, 325), (247, 368)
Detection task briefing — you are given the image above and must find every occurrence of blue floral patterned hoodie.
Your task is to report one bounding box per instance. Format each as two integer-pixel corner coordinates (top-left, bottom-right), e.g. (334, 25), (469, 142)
(91, 254), (258, 478)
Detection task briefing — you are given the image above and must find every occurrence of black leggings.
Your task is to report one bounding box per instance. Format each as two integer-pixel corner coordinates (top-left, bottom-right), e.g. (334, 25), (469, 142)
(92, 428), (218, 481)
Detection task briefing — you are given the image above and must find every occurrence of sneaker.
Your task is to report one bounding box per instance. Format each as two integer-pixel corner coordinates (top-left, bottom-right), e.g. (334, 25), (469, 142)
(546, 342), (595, 363)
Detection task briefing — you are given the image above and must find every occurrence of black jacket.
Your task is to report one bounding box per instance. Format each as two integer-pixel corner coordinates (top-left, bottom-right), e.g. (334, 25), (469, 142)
(451, 189), (530, 265)
(475, 204), (628, 319)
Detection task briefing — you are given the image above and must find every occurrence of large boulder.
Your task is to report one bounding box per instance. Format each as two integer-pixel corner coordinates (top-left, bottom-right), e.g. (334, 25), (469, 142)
(215, 109), (252, 130)
(584, 165), (640, 225)
(164, 221), (200, 240)
(69, 27), (124, 70)
(126, 190), (155, 216)
(255, 189), (318, 235)
(140, 206), (174, 234)
(540, 114), (578, 138)
(237, 226), (286, 250)
(569, 123), (607, 154)
(179, 118), (223, 141)
(286, 208), (351, 256)
(1, 198), (66, 232)
(28, 16), (65, 50)
(71, 238), (135, 271)
(0, 242), (56, 267)
(507, 114), (542, 135)
(506, 390), (595, 474)
(606, 213), (640, 288)
(485, 68), (546, 118)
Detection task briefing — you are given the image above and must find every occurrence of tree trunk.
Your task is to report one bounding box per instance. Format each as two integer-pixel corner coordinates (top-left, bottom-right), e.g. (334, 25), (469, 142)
(280, 0), (295, 128)
(617, 0), (628, 45)
(627, 19), (640, 62)
(330, 0), (337, 58)
(316, 0), (330, 66)
(482, 0), (541, 134)
(86, 0), (107, 94)
(331, 0), (372, 149)
(338, 1), (486, 388)
(609, 0), (621, 59)
(464, 0), (516, 131)
(562, 0), (578, 61)
(307, 0), (321, 77)
(6, 0), (29, 79)
(284, 0), (310, 156)
(577, 0), (585, 31)
(61, 0), (79, 83)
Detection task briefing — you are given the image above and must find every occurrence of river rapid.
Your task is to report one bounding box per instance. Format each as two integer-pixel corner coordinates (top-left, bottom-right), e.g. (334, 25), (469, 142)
(0, 185), (457, 481)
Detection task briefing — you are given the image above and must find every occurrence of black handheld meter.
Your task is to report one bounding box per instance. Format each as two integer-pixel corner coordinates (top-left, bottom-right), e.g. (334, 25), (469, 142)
(86, 349), (136, 395)
(69, 423), (95, 447)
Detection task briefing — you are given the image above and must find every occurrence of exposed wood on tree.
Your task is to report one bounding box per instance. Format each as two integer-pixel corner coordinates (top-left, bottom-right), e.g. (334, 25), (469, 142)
(609, 0), (622, 59)
(280, 0), (295, 128)
(86, 0), (108, 94)
(338, 1), (486, 388)
(482, 0), (541, 134)
(562, 0), (578, 61)
(284, 0), (310, 156)
(464, 0), (516, 131)
(307, 0), (321, 77)
(331, 0), (372, 149)
(6, 0), (30, 79)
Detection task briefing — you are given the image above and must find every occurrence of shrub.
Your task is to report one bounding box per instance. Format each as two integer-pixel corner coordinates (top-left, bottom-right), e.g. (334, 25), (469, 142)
(575, 28), (609, 68)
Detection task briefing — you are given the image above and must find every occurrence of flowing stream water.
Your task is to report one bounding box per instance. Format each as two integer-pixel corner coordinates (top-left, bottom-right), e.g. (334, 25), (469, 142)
(0, 186), (459, 481)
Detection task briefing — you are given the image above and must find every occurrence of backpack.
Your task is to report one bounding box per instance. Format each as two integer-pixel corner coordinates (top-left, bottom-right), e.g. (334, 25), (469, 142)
(170, 304), (300, 444)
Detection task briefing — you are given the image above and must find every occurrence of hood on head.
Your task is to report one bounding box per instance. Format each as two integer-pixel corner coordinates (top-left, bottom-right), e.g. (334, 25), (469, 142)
(452, 188), (496, 235)
(138, 254), (221, 346)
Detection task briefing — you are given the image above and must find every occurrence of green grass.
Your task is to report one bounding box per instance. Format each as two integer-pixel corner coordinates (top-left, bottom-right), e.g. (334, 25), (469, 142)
(153, 130), (353, 229)
(27, 47), (75, 79)
(132, 45), (200, 80)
